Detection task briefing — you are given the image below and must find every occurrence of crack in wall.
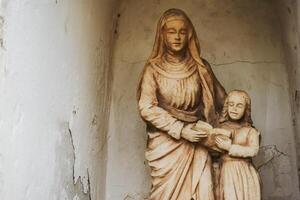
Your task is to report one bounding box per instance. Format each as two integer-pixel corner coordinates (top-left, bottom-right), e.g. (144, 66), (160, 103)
(120, 59), (283, 68)
(114, 13), (121, 35)
(0, 16), (4, 49)
(120, 59), (147, 66)
(210, 59), (284, 66)
(68, 128), (76, 182)
(257, 145), (288, 170)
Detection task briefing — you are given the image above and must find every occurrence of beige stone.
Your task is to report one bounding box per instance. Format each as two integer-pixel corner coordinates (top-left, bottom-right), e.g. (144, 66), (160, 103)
(137, 8), (226, 200)
(216, 90), (261, 200)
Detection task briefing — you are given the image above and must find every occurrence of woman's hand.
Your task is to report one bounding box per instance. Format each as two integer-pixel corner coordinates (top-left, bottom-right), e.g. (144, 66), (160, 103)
(181, 123), (208, 142)
(215, 136), (232, 151)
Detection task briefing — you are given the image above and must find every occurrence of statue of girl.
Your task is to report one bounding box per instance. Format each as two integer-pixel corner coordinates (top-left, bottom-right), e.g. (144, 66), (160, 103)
(215, 90), (261, 200)
(137, 8), (226, 200)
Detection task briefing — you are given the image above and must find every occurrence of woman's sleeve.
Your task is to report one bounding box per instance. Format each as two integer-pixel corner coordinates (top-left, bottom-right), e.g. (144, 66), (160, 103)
(138, 66), (184, 139)
(228, 128), (260, 158)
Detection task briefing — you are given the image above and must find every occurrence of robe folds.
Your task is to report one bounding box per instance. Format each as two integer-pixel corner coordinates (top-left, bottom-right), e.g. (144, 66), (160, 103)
(138, 56), (226, 200)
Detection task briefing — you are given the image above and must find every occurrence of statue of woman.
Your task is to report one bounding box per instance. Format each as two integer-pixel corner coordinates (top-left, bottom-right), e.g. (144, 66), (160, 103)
(137, 8), (226, 200)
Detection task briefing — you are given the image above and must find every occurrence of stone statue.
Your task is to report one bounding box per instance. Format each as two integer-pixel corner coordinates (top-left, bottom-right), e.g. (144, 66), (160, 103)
(137, 8), (226, 200)
(215, 90), (261, 200)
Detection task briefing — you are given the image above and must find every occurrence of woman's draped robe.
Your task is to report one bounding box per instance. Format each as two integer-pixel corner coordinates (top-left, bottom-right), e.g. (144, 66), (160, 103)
(138, 56), (224, 200)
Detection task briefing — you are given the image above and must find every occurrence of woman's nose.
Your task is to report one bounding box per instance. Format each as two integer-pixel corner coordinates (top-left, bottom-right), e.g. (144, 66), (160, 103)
(175, 32), (181, 40)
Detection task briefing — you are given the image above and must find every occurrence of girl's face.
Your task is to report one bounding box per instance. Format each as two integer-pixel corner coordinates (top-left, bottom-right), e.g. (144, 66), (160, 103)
(227, 94), (246, 121)
(163, 19), (189, 53)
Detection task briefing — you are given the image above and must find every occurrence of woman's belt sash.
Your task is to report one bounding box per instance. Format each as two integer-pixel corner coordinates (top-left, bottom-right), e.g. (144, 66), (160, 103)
(159, 101), (201, 123)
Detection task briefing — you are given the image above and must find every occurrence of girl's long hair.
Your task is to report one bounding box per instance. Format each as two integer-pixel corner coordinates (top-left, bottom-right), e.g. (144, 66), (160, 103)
(219, 90), (253, 126)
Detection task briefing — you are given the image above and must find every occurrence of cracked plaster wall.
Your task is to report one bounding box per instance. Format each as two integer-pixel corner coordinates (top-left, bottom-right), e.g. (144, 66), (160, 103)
(276, 0), (300, 186)
(106, 0), (300, 199)
(0, 0), (117, 199)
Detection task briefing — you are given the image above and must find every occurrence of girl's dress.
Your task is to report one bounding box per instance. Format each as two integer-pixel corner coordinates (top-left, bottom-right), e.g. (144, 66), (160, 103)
(219, 124), (261, 200)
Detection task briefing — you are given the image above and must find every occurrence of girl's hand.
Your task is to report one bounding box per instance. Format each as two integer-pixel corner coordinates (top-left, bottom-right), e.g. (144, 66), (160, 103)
(181, 123), (208, 143)
(215, 136), (232, 151)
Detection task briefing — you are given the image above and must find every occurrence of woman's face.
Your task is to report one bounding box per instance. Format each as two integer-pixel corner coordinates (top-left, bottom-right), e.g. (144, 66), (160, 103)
(227, 94), (246, 121)
(163, 19), (189, 53)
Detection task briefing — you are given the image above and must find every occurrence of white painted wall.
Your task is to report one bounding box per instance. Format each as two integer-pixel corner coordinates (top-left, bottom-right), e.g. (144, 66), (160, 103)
(106, 0), (300, 199)
(0, 0), (117, 199)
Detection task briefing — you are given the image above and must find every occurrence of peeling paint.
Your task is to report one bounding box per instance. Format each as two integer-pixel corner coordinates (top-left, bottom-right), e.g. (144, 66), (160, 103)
(68, 128), (92, 199)
(51, 123), (95, 200)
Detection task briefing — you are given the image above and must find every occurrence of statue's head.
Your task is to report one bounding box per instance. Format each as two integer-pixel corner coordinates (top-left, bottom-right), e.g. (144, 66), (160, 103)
(148, 9), (204, 67)
(161, 9), (191, 54)
(219, 90), (253, 126)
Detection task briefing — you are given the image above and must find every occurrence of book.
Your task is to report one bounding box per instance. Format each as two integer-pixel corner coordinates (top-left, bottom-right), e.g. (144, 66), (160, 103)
(192, 120), (231, 137)
(192, 120), (232, 152)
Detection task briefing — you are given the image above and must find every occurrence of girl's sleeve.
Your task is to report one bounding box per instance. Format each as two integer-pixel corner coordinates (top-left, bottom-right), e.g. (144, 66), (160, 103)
(228, 128), (260, 158)
(138, 66), (184, 139)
